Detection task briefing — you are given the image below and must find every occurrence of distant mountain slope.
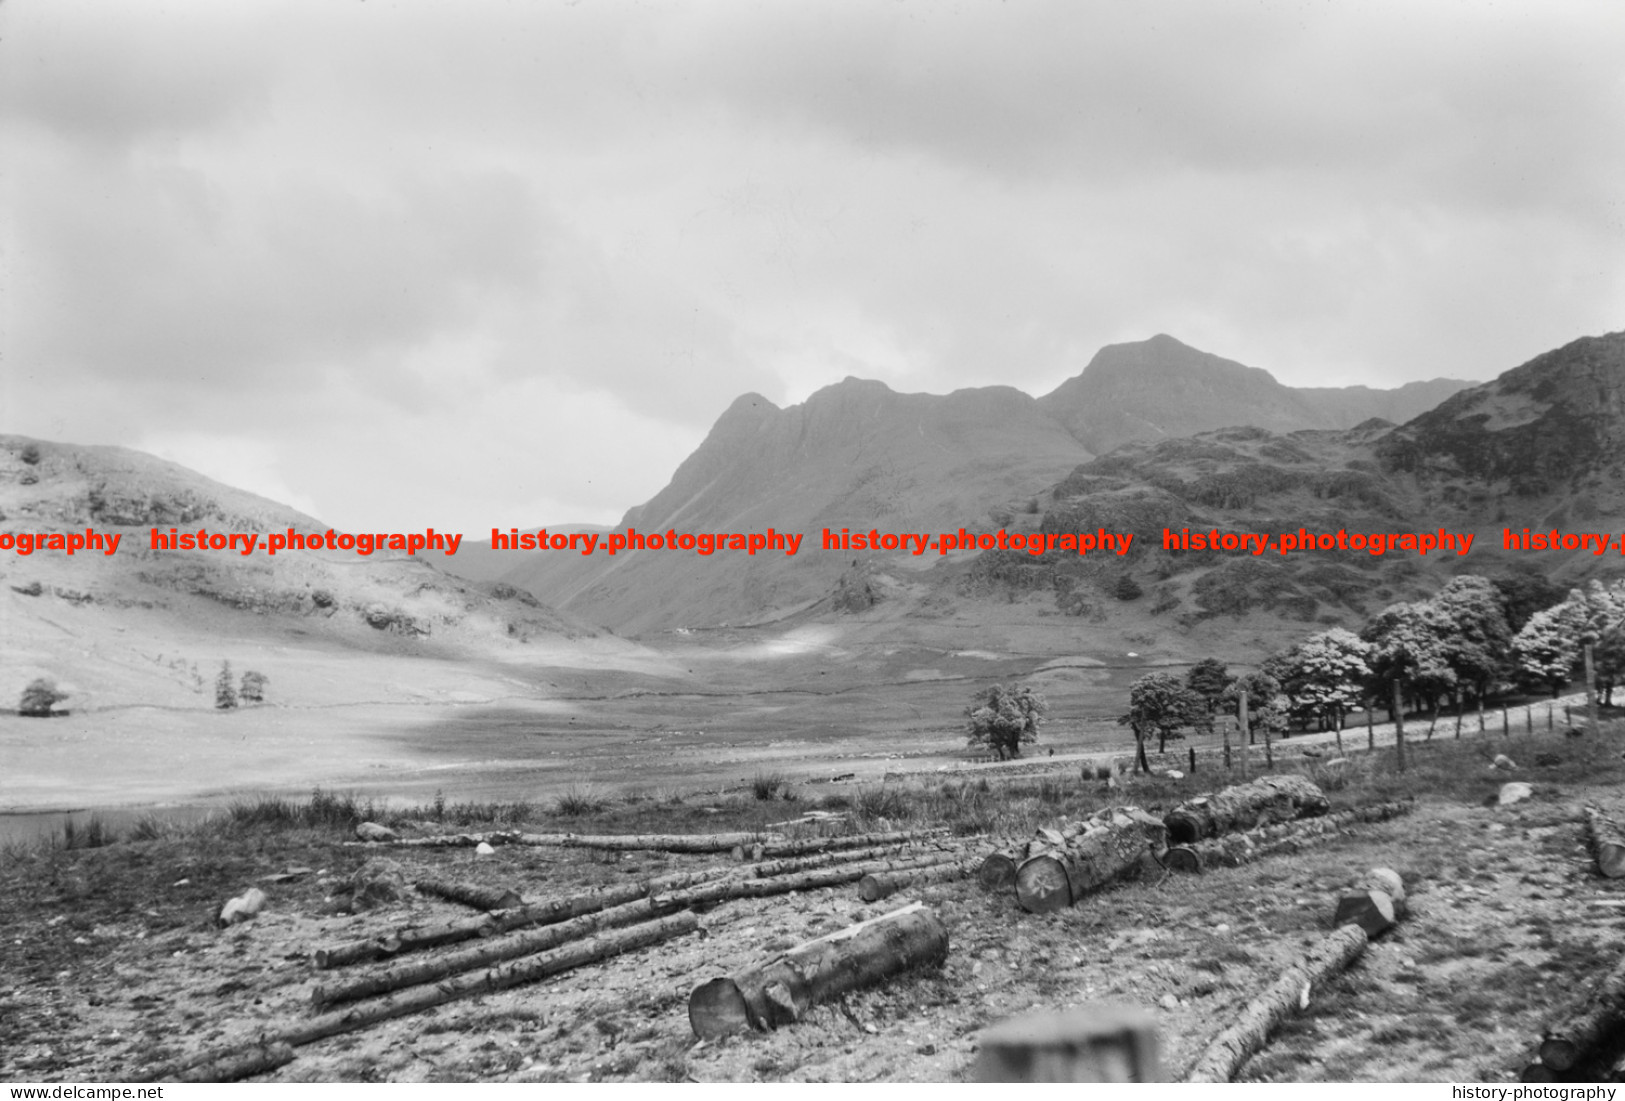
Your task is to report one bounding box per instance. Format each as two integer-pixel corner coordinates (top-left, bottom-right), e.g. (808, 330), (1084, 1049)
(0, 435), (599, 712)
(496, 379), (1092, 632)
(489, 336), (1476, 634)
(1038, 334), (1474, 455)
(1376, 330), (1625, 497)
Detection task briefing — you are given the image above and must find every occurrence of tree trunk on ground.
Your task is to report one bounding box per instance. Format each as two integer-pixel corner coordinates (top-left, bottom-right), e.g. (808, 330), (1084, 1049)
(517, 831), (772, 853)
(978, 850), (1026, 892)
(734, 827), (949, 862)
(1184, 924), (1370, 1082)
(369, 830), (522, 849)
(311, 895), (672, 1010)
(747, 842), (917, 878)
(1586, 807), (1625, 879)
(413, 878), (522, 913)
(859, 857), (982, 902)
(1163, 775), (1330, 845)
(1535, 951), (1625, 1073)
(1332, 890), (1397, 938)
(688, 903), (948, 1039)
(143, 1043), (297, 1084)
(161, 915), (698, 1075)
(1015, 813), (1166, 914)
(1162, 803), (1415, 874)
(314, 866), (731, 969)
(655, 852), (961, 909)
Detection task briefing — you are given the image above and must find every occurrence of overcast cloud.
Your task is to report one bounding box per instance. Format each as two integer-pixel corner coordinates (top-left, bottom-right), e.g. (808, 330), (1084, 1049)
(3, 0), (1622, 532)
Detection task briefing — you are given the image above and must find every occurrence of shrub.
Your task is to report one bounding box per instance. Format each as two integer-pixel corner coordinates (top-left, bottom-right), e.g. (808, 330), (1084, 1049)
(215, 661), (238, 709)
(239, 669), (268, 703)
(751, 771), (789, 801)
(555, 783), (607, 817)
(19, 443), (40, 465)
(18, 677), (67, 716)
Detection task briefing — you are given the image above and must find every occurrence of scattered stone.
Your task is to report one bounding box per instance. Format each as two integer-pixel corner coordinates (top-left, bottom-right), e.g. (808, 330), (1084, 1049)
(218, 887), (267, 926)
(475, 842), (496, 857)
(347, 858), (409, 910)
(1301, 747), (1323, 758)
(1492, 754), (1517, 772)
(1159, 993), (1179, 1010)
(1498, 782), (1533, 806)
(1165, 770), (1185, 780)
(355, 821), (397, 843)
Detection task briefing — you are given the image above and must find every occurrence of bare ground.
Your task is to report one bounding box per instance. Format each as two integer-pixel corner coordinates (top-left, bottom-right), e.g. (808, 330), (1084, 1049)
(4, 733), (1624, 1083)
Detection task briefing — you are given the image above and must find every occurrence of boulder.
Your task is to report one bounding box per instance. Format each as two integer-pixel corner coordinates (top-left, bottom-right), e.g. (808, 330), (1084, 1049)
(348, 858), (410, 910)
(219, 887), (267, 925)
(355, 821), (397, 843)
(1498, 782), (1534, 806)
(1492, 754), (1517, 772)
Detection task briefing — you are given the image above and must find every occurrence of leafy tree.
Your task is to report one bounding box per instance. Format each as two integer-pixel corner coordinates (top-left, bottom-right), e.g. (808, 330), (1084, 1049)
(215, 661), (238, 710)
(239, 669), (269, 704)
(1492, 571), (1570, 633)
(1361, 601), (1457, 717)
(1219, 670), (1289, 741)
(1184, 659), (1232, 730)
(965, 683), (1046, 760)
(1271, 628), (1371, 731)
(1119, 672), (1204, 769)
(18, 677), (67, 717)
(1511, 604), (1580, 697)
(1510, 580), (1625, 700)
(1428, 576), (1512, 704)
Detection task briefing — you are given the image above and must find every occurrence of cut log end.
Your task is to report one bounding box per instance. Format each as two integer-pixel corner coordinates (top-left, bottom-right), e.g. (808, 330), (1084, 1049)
(1521, 1061), (1560, 1082)
(1333, 890), (1397, 940)
(1161, 847), (1202, 874)
(1538, 1037), (1583, 1075)
(1164, 811), (1204, 846)
(1015, 855), (1073, 914)
(689, 977), (753, 1040)
(978, 853), (1020, 893)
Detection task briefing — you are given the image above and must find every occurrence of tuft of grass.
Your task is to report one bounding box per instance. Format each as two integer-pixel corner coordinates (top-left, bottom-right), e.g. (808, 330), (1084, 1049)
(225, 788), (380, 832)
(751, 771), (788, 801)
(61, 815), (116, 850)
(555, 783), (608, 817)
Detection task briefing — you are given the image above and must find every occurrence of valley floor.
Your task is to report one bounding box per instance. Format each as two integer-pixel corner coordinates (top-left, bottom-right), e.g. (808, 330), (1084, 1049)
(4, 726), (1624, 1083)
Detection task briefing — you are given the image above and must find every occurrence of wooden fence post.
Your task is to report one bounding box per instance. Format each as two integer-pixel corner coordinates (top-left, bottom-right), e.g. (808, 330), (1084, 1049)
(1392, 680), (1407, 773)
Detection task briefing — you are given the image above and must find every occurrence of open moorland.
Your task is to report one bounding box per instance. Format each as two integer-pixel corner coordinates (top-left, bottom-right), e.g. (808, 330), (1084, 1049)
(5, 716), (1625, 1083)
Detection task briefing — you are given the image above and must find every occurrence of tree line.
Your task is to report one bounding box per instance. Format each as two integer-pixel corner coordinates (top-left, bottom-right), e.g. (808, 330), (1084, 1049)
(1118, 572), (1625, 771)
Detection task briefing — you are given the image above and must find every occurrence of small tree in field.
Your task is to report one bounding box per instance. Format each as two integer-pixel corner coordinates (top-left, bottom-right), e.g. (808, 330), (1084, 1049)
(215, 661), (238, 710)
(19, 677), (67, 716)
(239, 669), (269, 704)
(965, 683), (1047, 760)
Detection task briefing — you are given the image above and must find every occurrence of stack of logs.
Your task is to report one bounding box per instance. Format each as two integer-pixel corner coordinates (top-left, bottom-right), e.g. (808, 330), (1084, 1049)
(143, 824), (980, 1081)
(978, 805), (1169, 914)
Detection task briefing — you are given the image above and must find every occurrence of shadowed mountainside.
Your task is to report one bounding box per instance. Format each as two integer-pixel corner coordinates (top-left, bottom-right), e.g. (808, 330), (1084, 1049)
(478, 335), (1477, 633)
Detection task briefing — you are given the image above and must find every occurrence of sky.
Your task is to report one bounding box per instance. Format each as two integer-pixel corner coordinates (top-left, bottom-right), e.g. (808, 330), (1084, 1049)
(3, 0), (1622, 533)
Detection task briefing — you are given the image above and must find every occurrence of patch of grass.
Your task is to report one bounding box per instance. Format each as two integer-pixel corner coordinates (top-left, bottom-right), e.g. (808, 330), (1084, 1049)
(224, 788), (382, 832)
(554, 783), (608, 817)
(61, 816), (116, 850)
(751, 771), (788, 801)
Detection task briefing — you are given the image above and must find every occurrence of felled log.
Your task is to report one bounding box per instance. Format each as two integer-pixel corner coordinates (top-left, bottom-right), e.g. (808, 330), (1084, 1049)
(978, 851), (1022, 892)
(1163, 802), (1415, 874)
(974, 1004), (1163, 1082)
(516, 831), (772, 853)
(366, 829), (522, 848)
(1331, 890), (1397, 939)
(144, 1042), (297, 1084)
(292, 914), (697, 1047)
(859, 856), (982, 902)
(1534, 951), (1625, 1074)
(1586, 807), (1625, 879)
(653, 852), (962, 909)
(1184, 924), (1370, 1082)
(733, 827), (950, 862)
(1164, 775), (1330, 845)
(1014, 811), (1166, 914)
(414, 878), (523, 912)
(311, 895), (667, 1010)
(688, 902), (947, 1039)
(750, 838), (969, 879)
(313, 865), (731, 969)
